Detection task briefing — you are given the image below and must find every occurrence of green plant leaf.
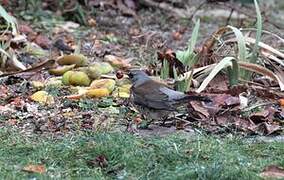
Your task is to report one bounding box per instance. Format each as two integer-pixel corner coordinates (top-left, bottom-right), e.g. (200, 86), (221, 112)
(0, 5), (18, 35)
(227, 25), (248, 79)
(227, 26), (247, 62)
(160, 60), (170, 79)
(250, 0), (262, 64)
(176, 19), (200, 66)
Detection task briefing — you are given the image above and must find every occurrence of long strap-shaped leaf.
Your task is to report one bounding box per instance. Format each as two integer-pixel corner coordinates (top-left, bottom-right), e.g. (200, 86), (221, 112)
(238, 62), (284, 91)
(196, 57), (237, 93)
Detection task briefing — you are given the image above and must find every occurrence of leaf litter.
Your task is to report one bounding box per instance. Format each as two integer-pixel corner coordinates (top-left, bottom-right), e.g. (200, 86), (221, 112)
(0, 1), (283, 139)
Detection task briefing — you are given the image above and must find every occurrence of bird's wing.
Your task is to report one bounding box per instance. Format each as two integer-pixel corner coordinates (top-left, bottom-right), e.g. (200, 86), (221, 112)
(159, 87), (186, 101)
(132, 80), (175, 110)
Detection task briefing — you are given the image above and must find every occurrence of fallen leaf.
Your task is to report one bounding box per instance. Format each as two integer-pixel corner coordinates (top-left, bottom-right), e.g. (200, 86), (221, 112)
(104, 55), (131, 69)
(250, 110), (270, 124)
(260, 165), (284, 179)
(63, 71), (91, 86)
(86, 88), (110, 98)
(90, 79), (116, 92)
(22, 164), (46, 174)
(19, 24), (35, 35)
(88, 62), (114, 75)
(35, 34), (51, 49)
(0, 85), (9, 98)
(172, 31), (182, 41)
(31, 81), (45, 89)
(279, 99), (284, 107)
(224, 96), (240, 106)
(57, 54), (88, 67)
(113, 84), (131, 98)
(189, 101), (210, 118)
(30, 91), (54, 104)
(88, 18), (96, 27)
(48, 64), (76, 76)
(58, 21), (80, 33)
(249, 122), (281, 135)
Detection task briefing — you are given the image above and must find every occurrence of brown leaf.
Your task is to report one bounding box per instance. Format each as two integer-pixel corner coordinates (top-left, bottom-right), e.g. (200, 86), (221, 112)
(35, 35), (51, 49)
(260, 165), (284, 179)
(211, 94), (239, 107)
(215, 114), (233, 126)
(249, 122), (281, 135)
(22, 164), (46, 174)
(19, 24), (35, 35)
(104, 55), (131, 69)
(0, 85), (9, 99)
(172, 31), (182, 41)
(189, 101), (210, 118)
(157, 49), (185, 77)
(207, 75), (229, 92)
(250, 110), (270, 124)
(234, 118), (255, 132)
(279, 99), (284, 107)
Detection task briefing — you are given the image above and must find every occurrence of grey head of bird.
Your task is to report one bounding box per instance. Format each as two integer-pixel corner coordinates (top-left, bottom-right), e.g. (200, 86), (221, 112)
(128, 70), (151, 86)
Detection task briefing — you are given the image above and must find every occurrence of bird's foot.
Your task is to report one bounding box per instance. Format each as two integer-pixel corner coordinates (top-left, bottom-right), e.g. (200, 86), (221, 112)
(160, 118), (174, 127)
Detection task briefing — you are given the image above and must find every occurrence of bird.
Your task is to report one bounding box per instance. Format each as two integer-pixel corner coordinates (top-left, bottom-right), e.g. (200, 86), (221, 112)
(128, 70), (210, 124)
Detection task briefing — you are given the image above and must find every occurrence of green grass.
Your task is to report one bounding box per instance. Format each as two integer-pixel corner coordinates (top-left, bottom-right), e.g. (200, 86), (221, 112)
(0, 129), (283, 179)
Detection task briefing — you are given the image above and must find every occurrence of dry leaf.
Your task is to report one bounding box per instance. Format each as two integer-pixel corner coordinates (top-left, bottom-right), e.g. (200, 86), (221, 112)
(250, 110), (270, 124)
(113, 84), (131, 98)
(57, 54), (88, 67)
(279, 99), (284, 107)
(260, 165), (284, 179)
(90, 79), (116, 92)
(189, 101), (210, 118)
(22, 164), (46, 174)
(86, 88), (110, 98)
(249, 122), (281, 135)
(35, 34), (51, 49)
(104, 55), (131, 69)
(30, 91), (54, 104)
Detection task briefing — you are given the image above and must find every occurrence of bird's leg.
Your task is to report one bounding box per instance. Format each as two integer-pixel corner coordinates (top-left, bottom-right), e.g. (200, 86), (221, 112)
(171, 111), (176, 127)
(161, 117), (167, 126)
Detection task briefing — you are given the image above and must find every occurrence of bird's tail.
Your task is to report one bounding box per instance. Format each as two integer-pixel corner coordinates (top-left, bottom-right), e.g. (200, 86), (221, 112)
(179, 95), (211, 103)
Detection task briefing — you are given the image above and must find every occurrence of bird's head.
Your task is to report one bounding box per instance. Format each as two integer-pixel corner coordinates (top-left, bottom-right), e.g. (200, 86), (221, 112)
(128, 70), (150, 84)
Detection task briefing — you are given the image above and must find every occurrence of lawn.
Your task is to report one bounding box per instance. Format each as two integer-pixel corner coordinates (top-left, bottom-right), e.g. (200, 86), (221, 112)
(0, 128), (283, 179)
